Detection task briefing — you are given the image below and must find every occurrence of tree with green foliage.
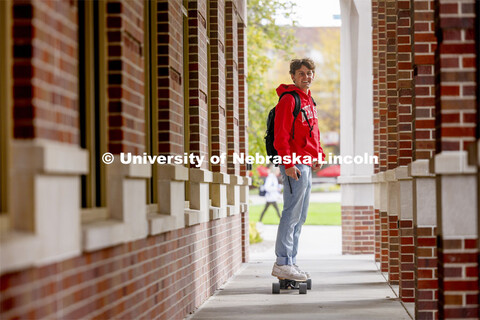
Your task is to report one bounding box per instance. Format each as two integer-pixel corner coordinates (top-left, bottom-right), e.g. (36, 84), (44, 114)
(247, 0), (298, 156)
(247, 0), (298, 184)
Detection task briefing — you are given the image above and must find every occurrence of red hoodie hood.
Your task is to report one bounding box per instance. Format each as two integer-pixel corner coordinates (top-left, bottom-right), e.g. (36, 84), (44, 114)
(276, 84), (311, 100)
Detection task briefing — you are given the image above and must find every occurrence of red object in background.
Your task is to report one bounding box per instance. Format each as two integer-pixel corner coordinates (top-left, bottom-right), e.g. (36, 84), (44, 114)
(316, 165), (340, 177)
(256, 165), (269, 177)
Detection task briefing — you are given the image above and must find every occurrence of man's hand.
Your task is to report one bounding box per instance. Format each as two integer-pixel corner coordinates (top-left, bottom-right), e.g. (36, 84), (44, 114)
(312, 160), (323, 173)
(285, 166), (301, 180)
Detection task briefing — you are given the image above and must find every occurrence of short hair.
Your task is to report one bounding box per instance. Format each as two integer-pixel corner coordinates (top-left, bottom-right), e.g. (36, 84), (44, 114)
(289, 58), (316, 75)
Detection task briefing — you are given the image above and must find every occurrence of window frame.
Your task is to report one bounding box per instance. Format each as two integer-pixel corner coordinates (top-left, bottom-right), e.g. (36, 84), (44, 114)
(0, 0), (12, 232)
(79, 0), (108, 222)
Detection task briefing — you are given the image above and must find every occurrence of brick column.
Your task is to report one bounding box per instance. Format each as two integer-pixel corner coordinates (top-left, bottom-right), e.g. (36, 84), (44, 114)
(157, 0), (185, 155)
(237, 20), (247, 176)
(386, 170), (399, 285)
(395, 0), (415, 303)
(378, 0), (388, 172)
(410, 0), (439, 318)
(434, 0), (478, 318)
(186, 0), (209, 169)
(13, 0), (79, 143)
(209, 0), (227, 173)
(378, 172), (389, 273)
(225, 0), (239, 175)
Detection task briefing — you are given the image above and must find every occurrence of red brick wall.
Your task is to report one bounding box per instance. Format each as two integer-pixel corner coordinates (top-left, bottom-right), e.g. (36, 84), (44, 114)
(0, 215), (243, 320)
(386, 0), (398, 169)
(13, 0), (79, 143)
(438, 237), (479, 319)
(378, 0), (388, 172)
(372, 0), (380, 174)
(187, 0), (209, 169)
(388, 214), (399, 284)
(237, 21), (248, 176)
(380, 211), (389, 272)
(209, 0), (228, 173)
(341, 206), (375, 254)
(434, 0), (477, 152)
(413, 0), (436, 160)
(415, 226), (439, 320)
(375, 209), (381, 262)
(225, 0), (239, 175)
(399, 219), (415, 302)
(396, 0), (413, 166)
(157, 0), (185, 155)
(106, 0), (145, 154)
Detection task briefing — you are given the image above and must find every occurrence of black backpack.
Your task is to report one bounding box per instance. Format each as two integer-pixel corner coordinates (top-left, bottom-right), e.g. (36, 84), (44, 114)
(264, 91), (315, 159)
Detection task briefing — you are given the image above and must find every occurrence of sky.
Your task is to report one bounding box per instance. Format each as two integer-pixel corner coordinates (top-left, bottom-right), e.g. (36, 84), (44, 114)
(276, 0), (341, 27)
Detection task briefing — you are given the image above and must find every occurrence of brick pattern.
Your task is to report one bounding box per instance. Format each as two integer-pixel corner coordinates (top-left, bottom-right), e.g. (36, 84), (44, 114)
(187, 0), (209, 169)
(0, 215), (243, 320)
(415, 226), (439, 320)
(209, 0), (228, 173)
(157, 0), (185, 155)
(341, 206), (375, 254)
(413, 0), (436, 160)
(378, 0), (388, 171)
(237, 21), (248, 176)
(386, 0), (398, 169)
(106, 0), (145, 154)
(380, 211), (389, 272)
(399, 219), (415, 302)
(388, 214), (399, 284)
(375, 209), (381, 262)
(372, 0), (380, 174)
(12, 0), (79, 143)
(435, 0), (477, 152)
(241, 209), (249, 262)
(438, 237), (479, 319)
(225, 0), (239, 175)
(395, 0), (413, 166)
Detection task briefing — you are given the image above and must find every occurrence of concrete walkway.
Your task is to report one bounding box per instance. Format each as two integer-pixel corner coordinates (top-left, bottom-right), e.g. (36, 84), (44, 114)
(187, 225), (414, 320)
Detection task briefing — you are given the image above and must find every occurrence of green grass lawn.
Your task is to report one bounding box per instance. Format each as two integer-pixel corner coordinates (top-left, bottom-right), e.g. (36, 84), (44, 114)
(249, 202), (341, 225)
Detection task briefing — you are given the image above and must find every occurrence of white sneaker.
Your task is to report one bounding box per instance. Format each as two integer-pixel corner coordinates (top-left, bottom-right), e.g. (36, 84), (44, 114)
(271, 263), (307, 281)
(294, 264), (311, 279)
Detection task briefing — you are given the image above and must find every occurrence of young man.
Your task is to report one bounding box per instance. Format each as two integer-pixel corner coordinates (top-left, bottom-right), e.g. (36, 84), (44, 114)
(271, 58), (325, 281)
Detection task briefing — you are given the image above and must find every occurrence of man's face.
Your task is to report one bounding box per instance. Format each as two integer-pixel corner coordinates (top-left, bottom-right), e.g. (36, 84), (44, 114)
(291, 65), (315, 92)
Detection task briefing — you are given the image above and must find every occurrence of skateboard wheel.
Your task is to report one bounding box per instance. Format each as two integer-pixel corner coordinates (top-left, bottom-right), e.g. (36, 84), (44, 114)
(299, 283), (307, 294)
(307, 279), (312, 290)
(272, 282), (280, 294)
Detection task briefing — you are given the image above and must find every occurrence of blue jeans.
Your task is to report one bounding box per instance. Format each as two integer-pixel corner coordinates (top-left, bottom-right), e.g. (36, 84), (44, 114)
(275, 164), (312, 265)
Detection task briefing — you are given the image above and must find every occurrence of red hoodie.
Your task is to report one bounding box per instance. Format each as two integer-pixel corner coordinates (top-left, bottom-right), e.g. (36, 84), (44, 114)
(273, 84), (325, 169)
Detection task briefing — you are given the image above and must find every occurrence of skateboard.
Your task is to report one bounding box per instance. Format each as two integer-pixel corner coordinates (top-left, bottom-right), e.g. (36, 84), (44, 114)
(272, 278), (312, 294)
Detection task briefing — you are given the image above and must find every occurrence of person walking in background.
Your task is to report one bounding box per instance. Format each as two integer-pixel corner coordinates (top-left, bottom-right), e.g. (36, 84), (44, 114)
(259, 164), (282, 222)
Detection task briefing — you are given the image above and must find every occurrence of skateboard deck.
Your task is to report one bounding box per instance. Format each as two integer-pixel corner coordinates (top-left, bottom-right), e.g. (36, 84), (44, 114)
(272, 278), (312, 294)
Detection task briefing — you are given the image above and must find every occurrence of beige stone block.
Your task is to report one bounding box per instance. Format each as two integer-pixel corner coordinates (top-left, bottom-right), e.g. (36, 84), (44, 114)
(240, 185), (249, 204)
(439, 175), (477, 237)
(157, 164), (189, 181)
(409, 159), (434, 177)
(0, 232), (39, 272)
(213, 172), (230, 184)
(433, 151), (476, 175)
(413, 177), (437, 226)
(148, 214), (177, 235)
(82, 220), (125, 252)
(210, 183), (227, 208)
(185, 209), (202, 226)
(189, 182), (209, 223)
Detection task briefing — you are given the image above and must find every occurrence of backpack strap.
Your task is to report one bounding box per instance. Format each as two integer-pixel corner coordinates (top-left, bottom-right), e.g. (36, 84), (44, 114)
(279, 91), (302, 139)
(278, 91), (314, 139)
